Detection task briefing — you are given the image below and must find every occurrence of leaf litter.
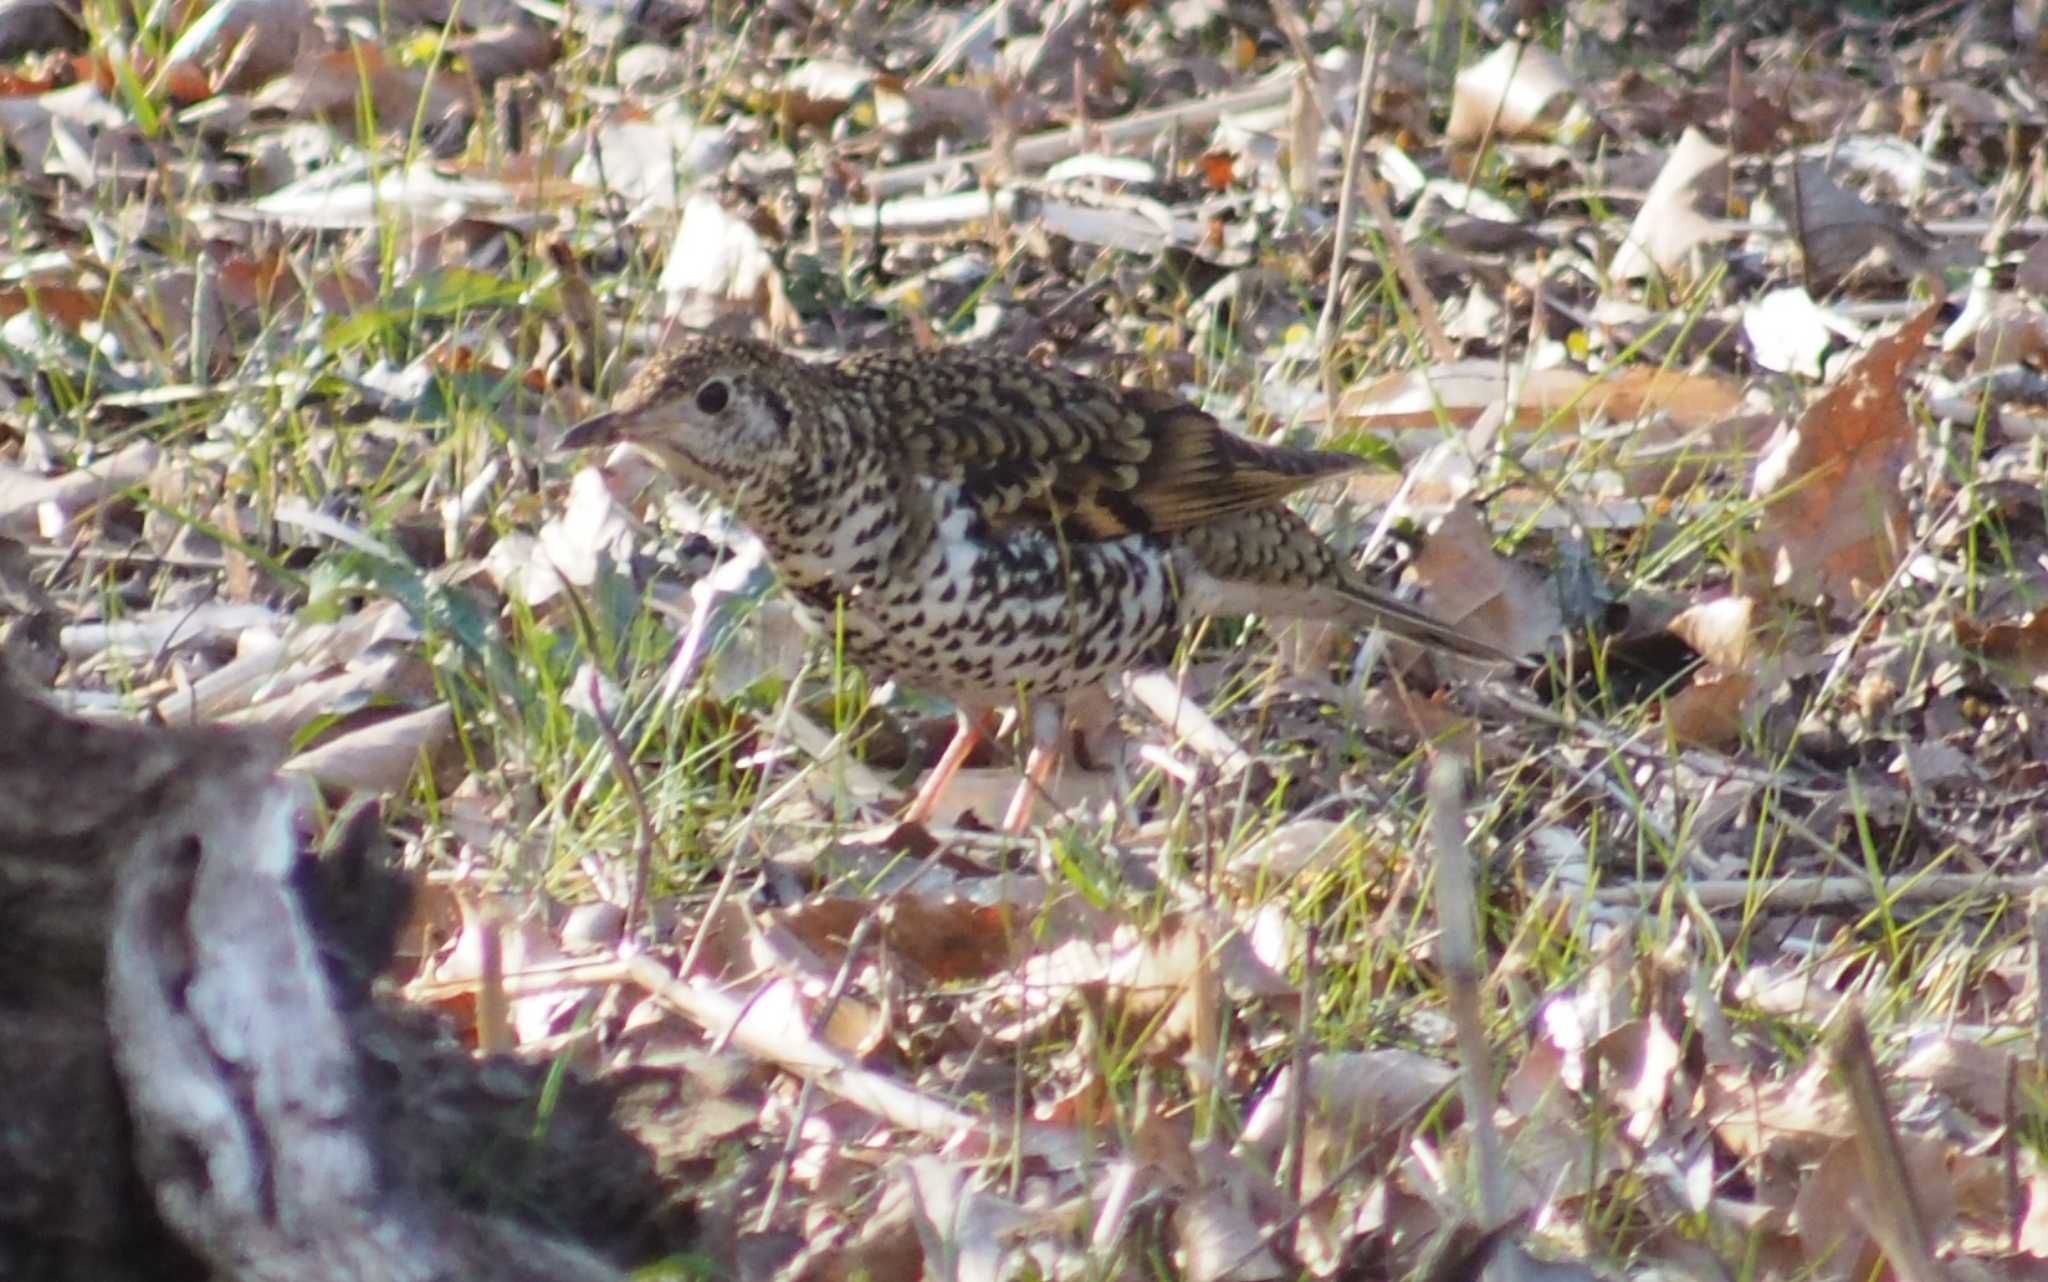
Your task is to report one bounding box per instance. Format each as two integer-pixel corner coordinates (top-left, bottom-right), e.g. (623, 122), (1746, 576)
(7, 1), (2048, 1279)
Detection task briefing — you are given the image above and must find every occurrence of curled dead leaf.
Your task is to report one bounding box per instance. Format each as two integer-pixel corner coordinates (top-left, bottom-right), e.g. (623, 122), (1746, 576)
(1611, 128), (1731, 282)
(1446, 41), (1582, 144)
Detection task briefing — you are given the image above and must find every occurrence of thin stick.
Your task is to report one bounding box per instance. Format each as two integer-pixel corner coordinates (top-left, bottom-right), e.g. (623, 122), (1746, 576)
(1316, 14), (1383, 420)
(755, 914), (880, 1231)
(622, 953), (1079, 1163)
(1596, 871), (2048, 911)
(1269, 0), (1453, 364)
(1428, 758), (1507, 1230)
(1280, 924), (1320, 1205)
(585, 669), (655, 942)
(858, 78), (1298, 199)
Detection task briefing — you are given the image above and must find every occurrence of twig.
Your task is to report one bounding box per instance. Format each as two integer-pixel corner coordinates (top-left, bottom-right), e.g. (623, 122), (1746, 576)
(855, 77), (1298, 200)
(584, 669), (656, 942)
(1595, 871), (2048, 911)
(1268, 0), (1453, 364)
(622, 953), (1080, 1163)
(1428, 758), (1507, 1232)
(1280, 924), (1319, 1205)
(1315, 13), (1382, 421)
(756, 914), (880, 1231)
(2031, 890), (2048, 1067)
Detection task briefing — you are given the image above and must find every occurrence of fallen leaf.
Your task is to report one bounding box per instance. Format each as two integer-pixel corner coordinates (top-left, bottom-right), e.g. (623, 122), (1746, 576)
(1969, 304), (2048, 371)
(1896, 1033), (2014, 1121)
(1955, 610), (2048, 674)
(1661, 665), (1753, 749)
(1752, 301), (1940, 609)
(1658, 594), (1769, 748)
(284, 702), (454, 793)
(660, 192), (796, 333)
(1238, 1050), (1455, 1171)
(1406, 502), (1559, 657)
(1611, 127), (1731, 282)
(1667, 594), (1759, 669)
(1446, 41), (1581, 144)
(1775, 158), (1933, 288)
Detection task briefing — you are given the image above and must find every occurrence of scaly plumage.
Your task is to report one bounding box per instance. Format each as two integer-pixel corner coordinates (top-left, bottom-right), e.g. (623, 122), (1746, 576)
(560, 335), (1508, 828)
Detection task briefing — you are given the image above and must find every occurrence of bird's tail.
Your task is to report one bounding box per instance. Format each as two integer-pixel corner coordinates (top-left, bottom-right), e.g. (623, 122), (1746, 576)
(1327, 579), (1519, 665)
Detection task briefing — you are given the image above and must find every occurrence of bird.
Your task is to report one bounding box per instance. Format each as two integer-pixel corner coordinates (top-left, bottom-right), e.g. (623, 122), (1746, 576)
(558, 335), (1511, 831)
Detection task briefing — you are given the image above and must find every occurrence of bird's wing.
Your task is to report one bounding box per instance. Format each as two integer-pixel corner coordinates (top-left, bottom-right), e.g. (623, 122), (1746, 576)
(836, 348), (1366, 540)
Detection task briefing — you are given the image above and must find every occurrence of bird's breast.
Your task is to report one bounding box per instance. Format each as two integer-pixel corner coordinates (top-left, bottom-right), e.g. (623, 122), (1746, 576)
(781, 489), (1182, 703)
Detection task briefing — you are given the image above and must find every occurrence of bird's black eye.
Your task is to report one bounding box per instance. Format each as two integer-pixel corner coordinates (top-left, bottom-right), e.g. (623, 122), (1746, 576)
(696, 380), (731, 414)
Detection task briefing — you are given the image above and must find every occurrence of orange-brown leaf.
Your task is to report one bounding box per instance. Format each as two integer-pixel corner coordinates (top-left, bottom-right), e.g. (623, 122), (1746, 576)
(1752, 301), (1940, 608)
(1955, 611), (2048, 674)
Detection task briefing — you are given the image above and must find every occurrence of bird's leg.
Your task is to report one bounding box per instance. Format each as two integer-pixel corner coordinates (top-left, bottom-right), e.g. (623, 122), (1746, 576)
(901, 707), (1000, 827)
(1000, 702), (1066, 833)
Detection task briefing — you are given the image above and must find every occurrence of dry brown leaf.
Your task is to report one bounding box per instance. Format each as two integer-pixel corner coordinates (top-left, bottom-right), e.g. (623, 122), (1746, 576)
(1790, 1134), (1956, 1282)
(768, 893), (1020, 983)
(1407, 502), (1559, 657)
(1955, 610), (2048, 674)
(1130, 913), (1224, 1062)
(1325, 361), (1741, 438)
(1666, 594), (1760, 669)
(1660, 594), (1770, 749)
(1355, 685), (1478, 753)
(449, 21), (558, 85)
(1011, 911), (1288, 1060)
(1777, 158), (1934, 288)
(1699, 1058), (1853, 1165)
(250, 43), (476, 132)
(783, 1176), (924, 1282)
(1661, 667), (1755, 750)
(414, 889), (574, 1047)
(1895, 1034), (2014, 1121)
(1591, 1014), (1682, 1142)
(1173, 1186), (1285, 1282)
(163, 0), (314, 93)
(0, 281), (100, 329)
(898, 1157), (1041, 1282)
(1032, 1067), (1113, 1130)
(2018, 236), (2048, 296)
(1196, 151), (1236, 189)
(1577, 364), (1748, 427)
(1752, 301), (1940, 609)
(877, 895), (1020, 982)
(1238, 1050), (1455, 1171)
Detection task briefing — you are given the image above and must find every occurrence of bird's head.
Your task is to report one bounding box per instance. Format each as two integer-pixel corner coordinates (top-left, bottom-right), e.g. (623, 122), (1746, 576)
(558, 335), (825, 502)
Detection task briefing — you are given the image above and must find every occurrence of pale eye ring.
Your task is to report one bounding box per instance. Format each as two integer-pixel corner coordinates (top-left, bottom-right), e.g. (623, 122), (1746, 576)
(695, 379), (731, 414)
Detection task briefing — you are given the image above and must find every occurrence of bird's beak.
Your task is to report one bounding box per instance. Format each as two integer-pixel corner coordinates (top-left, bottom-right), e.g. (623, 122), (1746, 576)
(558, 409), (632, 452)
